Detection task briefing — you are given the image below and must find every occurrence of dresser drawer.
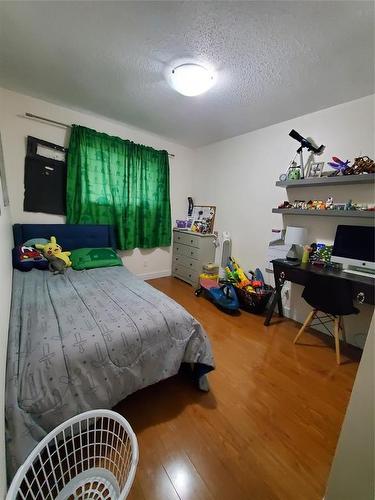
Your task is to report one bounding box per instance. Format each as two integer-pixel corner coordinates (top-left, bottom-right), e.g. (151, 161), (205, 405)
(173, 243), (200, 260)
(173, 231), (200, 248)
(172, 263), (199, 285)
(173, 254), (202, 272)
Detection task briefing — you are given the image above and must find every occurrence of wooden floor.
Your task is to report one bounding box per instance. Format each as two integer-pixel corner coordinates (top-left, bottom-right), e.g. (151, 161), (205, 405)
(115, 277), (361, 500)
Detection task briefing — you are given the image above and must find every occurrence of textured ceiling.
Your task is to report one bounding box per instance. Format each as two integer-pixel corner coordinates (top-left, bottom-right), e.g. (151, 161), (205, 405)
(0, 1), (374, 148)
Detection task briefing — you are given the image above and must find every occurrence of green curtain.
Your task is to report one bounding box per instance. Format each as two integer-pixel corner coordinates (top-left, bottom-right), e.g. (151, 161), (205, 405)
(66, 125), (171, 250)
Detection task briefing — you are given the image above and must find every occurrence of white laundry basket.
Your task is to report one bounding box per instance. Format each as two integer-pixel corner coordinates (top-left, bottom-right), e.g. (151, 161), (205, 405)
(7, 410), (138, 500)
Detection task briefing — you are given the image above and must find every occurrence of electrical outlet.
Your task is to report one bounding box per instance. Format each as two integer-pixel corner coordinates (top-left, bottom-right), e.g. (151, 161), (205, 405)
(281, 283), (291, 307)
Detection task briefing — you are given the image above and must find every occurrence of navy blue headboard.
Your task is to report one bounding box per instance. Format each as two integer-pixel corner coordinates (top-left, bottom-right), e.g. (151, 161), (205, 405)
(13, 224), (117, 250)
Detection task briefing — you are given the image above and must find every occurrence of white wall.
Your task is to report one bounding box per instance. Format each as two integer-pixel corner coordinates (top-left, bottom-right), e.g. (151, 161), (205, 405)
(325, 311), (374, 500)
(192, 95), (375, 347)
(0, 161), (13, 495)
(0, 87), (196, 279)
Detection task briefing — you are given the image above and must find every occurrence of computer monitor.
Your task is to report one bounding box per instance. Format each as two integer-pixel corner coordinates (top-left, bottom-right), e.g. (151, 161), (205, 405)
(331, 225), (375, 275)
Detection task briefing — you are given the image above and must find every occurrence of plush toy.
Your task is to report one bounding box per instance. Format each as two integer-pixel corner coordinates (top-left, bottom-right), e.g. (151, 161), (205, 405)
(36, 236), (72, 268)
(12, 245), (48, 271)
(45, 254), (68, 275)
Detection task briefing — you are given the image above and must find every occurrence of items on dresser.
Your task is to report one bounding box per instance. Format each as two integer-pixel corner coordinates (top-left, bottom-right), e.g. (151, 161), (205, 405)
(190, 205), (216, 233)
(172, 229), (216, 286)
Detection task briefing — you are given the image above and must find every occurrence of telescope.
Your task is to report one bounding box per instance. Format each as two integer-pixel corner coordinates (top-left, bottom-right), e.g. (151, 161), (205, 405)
(289, 129), (325, 155)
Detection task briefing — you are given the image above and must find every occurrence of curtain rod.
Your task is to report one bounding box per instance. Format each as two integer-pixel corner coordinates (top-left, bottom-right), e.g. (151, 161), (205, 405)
(24, 112), (175, 158)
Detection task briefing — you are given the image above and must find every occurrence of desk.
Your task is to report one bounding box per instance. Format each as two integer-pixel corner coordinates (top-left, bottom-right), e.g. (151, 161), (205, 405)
(264, 259), (375, 326)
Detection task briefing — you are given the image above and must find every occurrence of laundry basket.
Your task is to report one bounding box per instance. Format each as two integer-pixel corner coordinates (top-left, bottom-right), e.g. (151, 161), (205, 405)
(7, 410), (139, 500)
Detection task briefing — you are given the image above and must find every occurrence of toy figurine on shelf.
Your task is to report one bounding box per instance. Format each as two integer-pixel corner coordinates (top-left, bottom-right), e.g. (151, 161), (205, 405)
(328, 157), (350, 176)
(288, 129), (325, 179)
(325, 196), (334, 209)
(287, 161), (301, 180)
(309, 200), (325, 210)
(345, 155), (375, 175)
(292, 200), (305, 209)
(345, 199), (355, 211)
(278, 201), (293, 209)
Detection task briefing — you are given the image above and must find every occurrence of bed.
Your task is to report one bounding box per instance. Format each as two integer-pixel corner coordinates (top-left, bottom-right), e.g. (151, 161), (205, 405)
(6, 224), (214, 479)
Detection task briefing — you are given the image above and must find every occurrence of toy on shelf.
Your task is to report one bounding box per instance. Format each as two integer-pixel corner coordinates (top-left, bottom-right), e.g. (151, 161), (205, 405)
(328, 155), (375, 176)
(325, 196), (334, 209)
(346, 155), (375, 175)
(291, 200), (304, 209)
(288, 129), (325, 179)
(328, 157), (350, 176)
(277, 196), (374, 212)
(278, 200), (293, 209)
(287, 162), (301, 180)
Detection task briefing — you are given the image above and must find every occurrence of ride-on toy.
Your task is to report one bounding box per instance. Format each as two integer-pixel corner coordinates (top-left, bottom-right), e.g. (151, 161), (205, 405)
(195, 278), (240, 312)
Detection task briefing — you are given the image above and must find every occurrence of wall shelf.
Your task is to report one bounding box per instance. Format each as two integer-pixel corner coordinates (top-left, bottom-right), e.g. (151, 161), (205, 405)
(276, 173), (375, 188)
(272, 208), (375, 218)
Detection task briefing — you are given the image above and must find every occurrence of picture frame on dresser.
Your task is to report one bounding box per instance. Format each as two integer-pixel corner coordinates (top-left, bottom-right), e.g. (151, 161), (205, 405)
(190, 205), (216, 233)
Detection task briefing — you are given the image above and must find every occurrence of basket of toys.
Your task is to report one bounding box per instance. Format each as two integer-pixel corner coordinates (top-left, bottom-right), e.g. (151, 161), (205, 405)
(235, 286), (274, 313)
(225, 257), (273, 314)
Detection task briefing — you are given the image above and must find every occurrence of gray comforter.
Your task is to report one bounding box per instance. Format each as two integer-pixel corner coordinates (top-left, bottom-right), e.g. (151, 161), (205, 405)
(6, 267), (214, 478)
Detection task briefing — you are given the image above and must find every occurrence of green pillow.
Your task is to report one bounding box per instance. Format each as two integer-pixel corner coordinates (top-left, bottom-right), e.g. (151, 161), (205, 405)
(70, 247), (123, 270)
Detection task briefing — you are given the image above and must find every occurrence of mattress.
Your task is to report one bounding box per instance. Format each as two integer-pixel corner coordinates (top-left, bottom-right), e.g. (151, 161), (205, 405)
(5, 266), (214, 478)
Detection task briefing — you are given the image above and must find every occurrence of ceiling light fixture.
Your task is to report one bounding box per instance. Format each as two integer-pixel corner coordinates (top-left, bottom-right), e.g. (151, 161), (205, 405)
(170, 63), (215, 96)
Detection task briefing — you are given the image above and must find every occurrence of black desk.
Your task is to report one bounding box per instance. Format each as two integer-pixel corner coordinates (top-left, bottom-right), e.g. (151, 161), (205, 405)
(264, 259), (375, 326)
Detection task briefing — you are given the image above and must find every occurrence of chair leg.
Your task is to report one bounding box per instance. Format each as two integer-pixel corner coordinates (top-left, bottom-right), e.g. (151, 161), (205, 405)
(339, 316), (347, 344)
(334, 317), (341, 365)
(294, 309), (316, 344)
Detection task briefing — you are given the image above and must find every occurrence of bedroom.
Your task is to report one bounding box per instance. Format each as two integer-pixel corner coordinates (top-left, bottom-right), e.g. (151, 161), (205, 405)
(0, 1), (374, 499)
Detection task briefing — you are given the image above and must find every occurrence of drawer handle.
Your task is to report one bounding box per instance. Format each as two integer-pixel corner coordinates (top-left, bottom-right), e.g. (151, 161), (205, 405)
(177, 236), (180, 240)
(190, 263), (192, 266)
(189, 274), (192, 278)
(190, 239), (194, 244)
(191, 251), (194, 255)
(280, 271), (285, 279)
(175, 258), (178, 261)
(357, 292), (365, 304)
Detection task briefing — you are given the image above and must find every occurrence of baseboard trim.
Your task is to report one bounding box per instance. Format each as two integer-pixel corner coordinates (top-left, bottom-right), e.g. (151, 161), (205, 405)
(137, 270), (171, 281)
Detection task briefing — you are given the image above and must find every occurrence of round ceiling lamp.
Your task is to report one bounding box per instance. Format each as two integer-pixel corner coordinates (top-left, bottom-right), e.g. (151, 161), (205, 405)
(170, 63), (215, 96)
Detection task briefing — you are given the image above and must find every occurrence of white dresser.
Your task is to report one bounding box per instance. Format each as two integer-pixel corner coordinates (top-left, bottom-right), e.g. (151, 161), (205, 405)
(172, 229), (216, 286)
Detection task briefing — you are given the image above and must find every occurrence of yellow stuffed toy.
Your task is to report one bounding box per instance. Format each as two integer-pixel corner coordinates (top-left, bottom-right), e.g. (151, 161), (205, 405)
(36, 236), (72, 267)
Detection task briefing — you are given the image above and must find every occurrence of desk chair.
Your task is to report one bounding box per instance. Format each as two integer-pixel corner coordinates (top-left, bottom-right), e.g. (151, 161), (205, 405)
(293, 274), (359, 364)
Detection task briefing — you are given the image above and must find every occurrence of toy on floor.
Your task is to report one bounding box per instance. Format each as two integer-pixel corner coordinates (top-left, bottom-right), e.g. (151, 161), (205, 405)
(225, 258), (273, 313)
(195, 278), (240, 312)
(226, 258), (266, 294)
(36, 236), (72, 271)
